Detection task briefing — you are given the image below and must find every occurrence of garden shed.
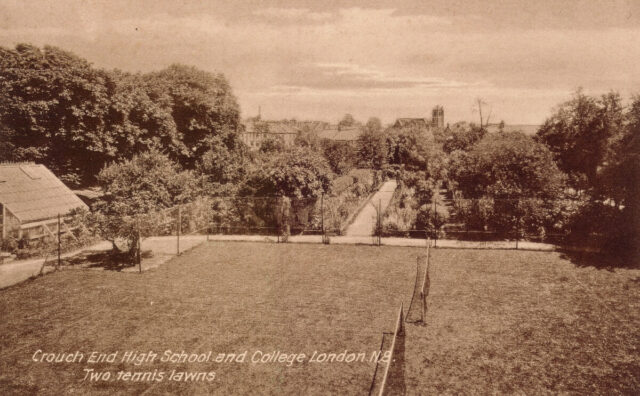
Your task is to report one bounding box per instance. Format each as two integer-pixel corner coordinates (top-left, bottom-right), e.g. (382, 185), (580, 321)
(0, 163), (88, 241)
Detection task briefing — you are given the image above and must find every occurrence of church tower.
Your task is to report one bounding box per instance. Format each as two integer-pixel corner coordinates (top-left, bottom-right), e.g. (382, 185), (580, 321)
(431, 106), (444, 129)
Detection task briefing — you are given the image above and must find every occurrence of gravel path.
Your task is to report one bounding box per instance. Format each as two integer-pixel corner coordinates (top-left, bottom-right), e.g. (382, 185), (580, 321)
(344, 179), (398, 236)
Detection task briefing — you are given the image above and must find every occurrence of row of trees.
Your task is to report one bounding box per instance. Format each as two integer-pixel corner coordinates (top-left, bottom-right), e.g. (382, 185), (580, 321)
(537, 91), (639, 252)
(94, 90), (638, 256)
(441, 91), (639, 255)
(537, 91), (638, 203)
(0, 44), (344, 258)
(0, 44), (242, 186)
(347, 91), (638, 257)
(2, 44), (636, 257)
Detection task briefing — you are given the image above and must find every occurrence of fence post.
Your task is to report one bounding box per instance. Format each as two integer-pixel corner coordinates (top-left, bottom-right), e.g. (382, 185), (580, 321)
(515, 210), (521, 250)
(57, 213), (61, 270)
(137, 218), (142, 273)
(321, 193), (325, 240)
(433, 199), (438, 248)
(177, 205), (181, 255)
(280, 196), (290, 243)
(207, 211), (211, 242)
(378, 199), (382, 246)
(279, 197), (283, 243)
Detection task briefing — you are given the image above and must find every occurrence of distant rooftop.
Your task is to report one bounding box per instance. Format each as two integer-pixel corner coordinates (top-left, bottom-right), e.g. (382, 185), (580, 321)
(486, 124), (540, 135)
(393, 118), (430, 129)
(243, 119), (328, 135)
(316, 126), (361, 142)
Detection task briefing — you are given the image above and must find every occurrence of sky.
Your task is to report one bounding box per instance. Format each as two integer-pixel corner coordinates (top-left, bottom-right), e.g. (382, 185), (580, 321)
(1, 0), (639, 125)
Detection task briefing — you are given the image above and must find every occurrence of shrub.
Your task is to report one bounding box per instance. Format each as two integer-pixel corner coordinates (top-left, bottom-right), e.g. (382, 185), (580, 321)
(1, 237), (19, 254)
(247, 146), (332, 199)
(448, 131), (567, 239)
(330, 175), (355, 196)
(560, 199), (637, 253)
(415, 205), (446, 237)
(450, 197), (494, 231)
(348, 169), (375, 187)
(91, 149), (199, 259)
(413, 178), (435, 207)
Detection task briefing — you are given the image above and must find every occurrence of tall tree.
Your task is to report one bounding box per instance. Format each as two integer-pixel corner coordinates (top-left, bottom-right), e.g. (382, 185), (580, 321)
(246, 147), (332, 198)
(321, 140), (356, 175)
(388, 129), (432, 172)
(143, 64), (241, 168)
(105, 71), (185, 162)
(441, 122), (486, 153)
(596, 96), (640, 254)
(0, 44), (112, 185)
(357, 128), (388, 169)
(0, 125), (17, 162)
(536, 90), (624, 190)
(338, 113), (356, 129)
(474, 97), (492, 128)
(0, 45), (243, 186)
(449, 131), (567, 236)
(452, 131), (565, 199)
(364, 117), (382, 133)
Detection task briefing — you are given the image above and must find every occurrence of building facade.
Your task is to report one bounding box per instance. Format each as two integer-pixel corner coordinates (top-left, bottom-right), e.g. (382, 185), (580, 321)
(393, 105), (444, 130)
(431, 106), (444, 129)
(240, 119), (301, 149)
(240, 119), (346, 150)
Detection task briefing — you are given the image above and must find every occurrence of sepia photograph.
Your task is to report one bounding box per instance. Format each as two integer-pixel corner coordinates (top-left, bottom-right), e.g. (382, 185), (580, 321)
(0, 0), (639, 394)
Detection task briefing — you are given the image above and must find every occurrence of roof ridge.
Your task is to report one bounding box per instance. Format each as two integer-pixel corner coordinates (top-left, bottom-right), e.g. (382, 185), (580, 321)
(0, 161), (37, 166)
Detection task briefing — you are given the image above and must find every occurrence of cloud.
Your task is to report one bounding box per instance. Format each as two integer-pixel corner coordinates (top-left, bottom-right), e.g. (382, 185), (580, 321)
(277, 62), (473, 92)
(338, 7), (451, 26)
(0, 2), (638, 124)
(252, 7), (334, 23)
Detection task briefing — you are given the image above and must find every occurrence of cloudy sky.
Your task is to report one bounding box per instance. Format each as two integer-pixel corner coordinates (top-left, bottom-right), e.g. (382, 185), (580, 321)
(1, 0), (639, 124)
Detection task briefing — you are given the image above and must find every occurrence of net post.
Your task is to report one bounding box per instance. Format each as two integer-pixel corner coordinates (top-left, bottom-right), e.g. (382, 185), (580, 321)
(422, 244), (430, 323)
(421, 291), (426, 323)
(399, 300), (404, 335)
(379, 301), (405, 395)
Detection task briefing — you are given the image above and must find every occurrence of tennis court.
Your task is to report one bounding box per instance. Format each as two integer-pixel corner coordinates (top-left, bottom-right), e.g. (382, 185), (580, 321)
(3, 242), (637, 395)
(404, 248), (640, 394)
(0, 242), (415, 395)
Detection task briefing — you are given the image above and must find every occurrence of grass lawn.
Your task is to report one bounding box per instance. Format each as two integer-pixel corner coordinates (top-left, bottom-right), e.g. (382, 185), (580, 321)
(2, 242), (638, 395)
(0, 242), (415, 395)
(405, 248), (640, 394)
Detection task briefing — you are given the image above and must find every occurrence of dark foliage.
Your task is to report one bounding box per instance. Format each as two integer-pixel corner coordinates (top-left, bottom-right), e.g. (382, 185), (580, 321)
(0, 44), (242, 186)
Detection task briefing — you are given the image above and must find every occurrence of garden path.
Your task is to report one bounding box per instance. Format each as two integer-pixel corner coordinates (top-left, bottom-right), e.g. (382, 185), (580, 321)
(343, 179), (398, 236)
